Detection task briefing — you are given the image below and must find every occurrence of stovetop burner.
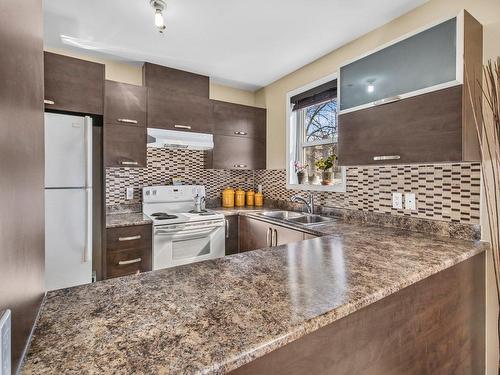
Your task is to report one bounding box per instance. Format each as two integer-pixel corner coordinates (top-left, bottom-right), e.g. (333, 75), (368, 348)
(151, 212), (178, 220)
(188, 210), (216, 216)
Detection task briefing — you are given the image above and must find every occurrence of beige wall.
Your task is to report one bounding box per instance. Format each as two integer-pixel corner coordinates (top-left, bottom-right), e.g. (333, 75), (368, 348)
(44, 47), (257, 106)
(257, 0), (500, 170)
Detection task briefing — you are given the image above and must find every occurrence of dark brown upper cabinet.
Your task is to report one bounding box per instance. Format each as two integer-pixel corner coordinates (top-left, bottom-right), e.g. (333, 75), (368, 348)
(103, 124), (147, 168)
(104, 80), (147, 168)
(143, 62), (212, 133)
(338, 11), (482, 166)
(212, 100), (266, 138)
(143, 62), (209, 97)
(208, 101), (266, 170)
(147, 87), (212, 133)
(44, 52), (104, 115)
(104, 80), (147, 127)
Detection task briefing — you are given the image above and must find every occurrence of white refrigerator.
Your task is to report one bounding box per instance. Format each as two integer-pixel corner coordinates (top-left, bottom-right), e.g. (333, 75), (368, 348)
(44, 113), (93, 291)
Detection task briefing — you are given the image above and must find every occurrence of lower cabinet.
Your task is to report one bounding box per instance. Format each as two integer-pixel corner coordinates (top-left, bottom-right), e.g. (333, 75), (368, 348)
(239, 216), (306, 252)
(225, 215), (239, 255)
(105, 224), (152, 279)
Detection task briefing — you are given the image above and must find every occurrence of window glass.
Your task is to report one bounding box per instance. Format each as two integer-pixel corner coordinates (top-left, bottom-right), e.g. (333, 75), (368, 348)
(304, 99), (338, 142)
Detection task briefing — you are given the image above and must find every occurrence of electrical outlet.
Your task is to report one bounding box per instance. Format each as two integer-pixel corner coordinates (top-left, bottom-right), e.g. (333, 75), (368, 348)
(0, 309), (11, 375)
(126, 187), (134, 200)
(392, 192), (403, 209)
(405, 193), (416, 210)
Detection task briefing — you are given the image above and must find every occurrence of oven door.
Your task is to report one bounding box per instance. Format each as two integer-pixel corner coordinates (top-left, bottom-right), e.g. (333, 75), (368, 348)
(153, 220), (225, 270)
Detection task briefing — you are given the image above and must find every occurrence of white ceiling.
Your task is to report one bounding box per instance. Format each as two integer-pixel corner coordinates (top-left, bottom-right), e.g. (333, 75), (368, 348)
(44, 0), (426, 91)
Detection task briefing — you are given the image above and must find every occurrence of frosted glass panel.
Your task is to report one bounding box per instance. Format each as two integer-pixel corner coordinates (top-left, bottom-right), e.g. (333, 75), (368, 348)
(339, 18), (457, 111)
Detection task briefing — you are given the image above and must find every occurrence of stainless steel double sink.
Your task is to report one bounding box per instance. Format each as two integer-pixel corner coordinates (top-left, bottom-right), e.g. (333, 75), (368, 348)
(255, 210), (334, 226)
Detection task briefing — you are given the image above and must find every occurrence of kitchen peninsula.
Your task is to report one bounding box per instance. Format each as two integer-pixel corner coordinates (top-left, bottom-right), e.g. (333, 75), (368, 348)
(22, 216), (486, 374)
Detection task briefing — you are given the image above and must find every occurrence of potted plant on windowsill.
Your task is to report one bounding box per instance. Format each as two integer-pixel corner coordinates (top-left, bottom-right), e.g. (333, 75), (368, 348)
(293, 161), (308, 184)
(315, 154), (337, 185)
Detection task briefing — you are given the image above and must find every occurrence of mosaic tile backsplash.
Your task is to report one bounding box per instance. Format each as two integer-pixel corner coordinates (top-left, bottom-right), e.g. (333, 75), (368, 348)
(106, 148), (481, 224)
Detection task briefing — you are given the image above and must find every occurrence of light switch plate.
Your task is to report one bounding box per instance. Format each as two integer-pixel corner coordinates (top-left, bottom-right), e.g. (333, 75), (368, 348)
(126, 187), (134, 200)
(0, 309), (11, 375)
(405, 193), (416, 210)
(392, 192), (403, 209)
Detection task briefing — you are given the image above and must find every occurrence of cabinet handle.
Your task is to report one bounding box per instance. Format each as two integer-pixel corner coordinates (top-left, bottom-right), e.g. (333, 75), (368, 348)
(120, 161), (139, 166)
(373, 155), (401, 161)
(174, 124), (192, 130)
(118, 235), (141, 241)
(118, 258), (142, 265)
(225, 219), (229, 239)
(373, 96), (402, 107)
(273, 229), (278, 246)
(117, 118), (138, 124)
(234, 131), (248, 135)
(266, 228), (272, 246)
(44, 99), (55, 105)
(233, 164), (247, 168)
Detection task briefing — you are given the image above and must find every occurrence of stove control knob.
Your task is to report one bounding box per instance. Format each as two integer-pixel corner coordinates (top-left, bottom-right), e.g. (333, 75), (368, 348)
(152, 189), (157, 196)
(145, 190), (150, 196)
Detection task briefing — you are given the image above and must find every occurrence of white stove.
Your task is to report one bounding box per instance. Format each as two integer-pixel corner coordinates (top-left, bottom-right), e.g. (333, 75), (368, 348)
(143, 185), (226, 270)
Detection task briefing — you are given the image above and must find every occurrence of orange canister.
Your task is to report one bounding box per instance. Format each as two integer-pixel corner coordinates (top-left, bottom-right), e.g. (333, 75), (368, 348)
(254, 191), (264, 207)
(235, 188), (246, 207)
(222, 187), (235, 208)
(246, 190), (255, 206)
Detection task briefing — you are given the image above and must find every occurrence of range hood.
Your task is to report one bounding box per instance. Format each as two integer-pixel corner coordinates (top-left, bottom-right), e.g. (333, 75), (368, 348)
(147, 128), (214, 150)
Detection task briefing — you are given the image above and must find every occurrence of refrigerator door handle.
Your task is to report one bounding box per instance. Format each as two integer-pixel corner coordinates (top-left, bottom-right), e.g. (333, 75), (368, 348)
(84, 116), (93, 188)
(83, 188), (92, 263)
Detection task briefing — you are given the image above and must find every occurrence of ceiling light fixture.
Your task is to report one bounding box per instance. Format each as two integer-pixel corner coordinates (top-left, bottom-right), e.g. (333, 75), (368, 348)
(366, 79), (376, 93)
(150, 0), (166, 33)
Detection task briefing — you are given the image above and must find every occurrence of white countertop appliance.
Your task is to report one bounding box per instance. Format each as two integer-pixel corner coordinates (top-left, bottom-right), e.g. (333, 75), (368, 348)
(44, 113), (93, 291)
(143, 185), (225, 270)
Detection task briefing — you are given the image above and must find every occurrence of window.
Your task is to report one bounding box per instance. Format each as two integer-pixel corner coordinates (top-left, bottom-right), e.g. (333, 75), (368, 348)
(286, 74), (346, 192)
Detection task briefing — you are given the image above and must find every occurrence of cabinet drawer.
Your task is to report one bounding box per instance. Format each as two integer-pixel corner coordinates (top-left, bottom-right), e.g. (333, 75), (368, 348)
(147, 88), (212, 133)
(209, 135), (266, 170)
(104, 123), (147, 168)
(106, 225), (152, 252)
(106, 247), (151, 278)
(105, 81), (147, 127)
(212, 100), (266, 138)
(44, 52), (104, 115)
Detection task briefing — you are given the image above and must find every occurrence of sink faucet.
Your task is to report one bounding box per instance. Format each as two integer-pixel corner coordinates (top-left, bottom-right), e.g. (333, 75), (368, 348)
(290, 192), (314, 214)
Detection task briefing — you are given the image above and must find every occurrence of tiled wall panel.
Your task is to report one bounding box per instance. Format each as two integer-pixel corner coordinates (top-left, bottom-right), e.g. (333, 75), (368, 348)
(106, 148), (481, 224)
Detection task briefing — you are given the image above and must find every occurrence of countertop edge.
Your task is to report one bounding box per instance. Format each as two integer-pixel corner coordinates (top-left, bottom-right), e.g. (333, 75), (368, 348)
(216, 243), (486, 373)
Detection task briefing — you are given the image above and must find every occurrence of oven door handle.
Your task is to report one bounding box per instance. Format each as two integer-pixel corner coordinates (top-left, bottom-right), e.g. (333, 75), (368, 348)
(155, 227), (220, 238)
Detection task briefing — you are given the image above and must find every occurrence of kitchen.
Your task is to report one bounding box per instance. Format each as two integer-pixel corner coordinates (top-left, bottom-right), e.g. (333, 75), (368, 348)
(1, 0), (499, 374)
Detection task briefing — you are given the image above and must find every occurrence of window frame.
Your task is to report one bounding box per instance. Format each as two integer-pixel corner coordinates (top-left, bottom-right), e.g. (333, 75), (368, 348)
(285, 72), (346, 193)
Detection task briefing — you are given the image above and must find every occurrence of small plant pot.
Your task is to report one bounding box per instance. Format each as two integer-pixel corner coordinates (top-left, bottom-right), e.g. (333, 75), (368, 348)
(297, 171), (306, 184)
(321, 170), (333, 185)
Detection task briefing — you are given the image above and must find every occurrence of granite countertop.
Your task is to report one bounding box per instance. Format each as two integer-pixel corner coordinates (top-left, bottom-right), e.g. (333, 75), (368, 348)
(106, 213), (153, 228)
(22, 217), (488, 375)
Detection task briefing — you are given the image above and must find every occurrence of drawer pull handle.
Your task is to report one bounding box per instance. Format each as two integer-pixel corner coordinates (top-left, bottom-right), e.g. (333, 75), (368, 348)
(118, 258), (142, 265)
(120, 161), (139, 166)
(373, 155), (401, 161)
(117, 118), (138, 124)
(44, 99), (55, 105)
(174, 124), (192, 130)
(118, 235), (141, 241)
(234, 131), (248, 135)
(233, 164), (247, 168)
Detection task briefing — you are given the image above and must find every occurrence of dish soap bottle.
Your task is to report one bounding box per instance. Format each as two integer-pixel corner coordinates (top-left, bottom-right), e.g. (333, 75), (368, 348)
(235, 188), (246, 207)
(222, 187), (235, 208)
(255, 184), (264, 207)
